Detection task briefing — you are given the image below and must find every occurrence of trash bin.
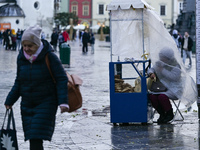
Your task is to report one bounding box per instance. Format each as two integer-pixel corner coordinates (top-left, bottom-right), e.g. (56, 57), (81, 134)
(59, 43), (70, 65)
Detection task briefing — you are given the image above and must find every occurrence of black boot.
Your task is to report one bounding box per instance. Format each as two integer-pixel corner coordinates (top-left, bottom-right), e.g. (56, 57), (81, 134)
(156, 107), (165, 124)
(163, 109), (174, 123)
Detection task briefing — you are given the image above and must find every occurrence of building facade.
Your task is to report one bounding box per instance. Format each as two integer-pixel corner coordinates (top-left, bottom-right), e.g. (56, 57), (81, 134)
(57, 0), (69, 13)
(0, 0), (54, 39)
(92, 0), (112, 27)
(0, 0), (190, 37)
(17, 0), (54, 38)
(69, 0), (92, 27)
(174, 0), (195, 40)
(145, 0), (183, 29)
(0, 0), (25, 31)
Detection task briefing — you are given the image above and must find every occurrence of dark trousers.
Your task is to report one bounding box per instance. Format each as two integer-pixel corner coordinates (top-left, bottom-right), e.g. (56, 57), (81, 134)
(53, 44), (57, 51)
(82, 43), (88, 53)
(30, 139), (44, 150)
(149, 94), (172, 112)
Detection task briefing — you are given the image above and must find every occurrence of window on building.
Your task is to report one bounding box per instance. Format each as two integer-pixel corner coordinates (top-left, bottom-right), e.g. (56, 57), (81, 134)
(71, 1), (78, 15)
(71, 5), (78, 15)
(98, 4), (104, 15)
(179, 2), (183, 14)
(34, 1), (40, 10)
(160, 5), (166, 16)
(16, 19), (19, 24)
(83, 5), (89, 16)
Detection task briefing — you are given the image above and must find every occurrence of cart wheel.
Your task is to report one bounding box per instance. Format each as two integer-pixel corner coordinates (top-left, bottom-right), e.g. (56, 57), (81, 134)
(141, 122), (148, 125)
(113, 123), (117, 126)
(121, 123), (129, 126)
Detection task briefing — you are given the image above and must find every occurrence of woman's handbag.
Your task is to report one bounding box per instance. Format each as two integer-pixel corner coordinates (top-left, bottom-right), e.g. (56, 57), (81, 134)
(0, 109), (18, 150)
(150, 78), (167, 92)
(45, 54), (83, 113)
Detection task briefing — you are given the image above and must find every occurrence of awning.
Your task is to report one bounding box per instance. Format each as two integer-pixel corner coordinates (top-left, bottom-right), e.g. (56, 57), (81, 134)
(106, 0), (153, 10)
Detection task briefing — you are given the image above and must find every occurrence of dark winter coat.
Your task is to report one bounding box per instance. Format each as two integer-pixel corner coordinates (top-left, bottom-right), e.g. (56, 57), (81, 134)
(181, 36), (193, 51)
(90, 36), (95, 45)
(82, 32), (90, 44)
(51, 32), (58, 45)
(4, 40), (68, 141)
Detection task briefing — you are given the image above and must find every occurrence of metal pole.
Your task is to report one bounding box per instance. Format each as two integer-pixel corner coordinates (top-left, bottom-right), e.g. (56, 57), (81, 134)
(109, 11), (112, 62)
(69, 18), (73, 40)
(142, 9), (145, 60)
(195, 0), (200, 119)
(100, 25), (104, 41)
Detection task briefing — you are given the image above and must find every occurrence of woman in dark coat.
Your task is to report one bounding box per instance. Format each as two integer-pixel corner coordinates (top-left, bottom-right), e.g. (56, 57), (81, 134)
(4, 25), (69, 150)
(82, 30), (90, 53)
(50, 30), (58, 51)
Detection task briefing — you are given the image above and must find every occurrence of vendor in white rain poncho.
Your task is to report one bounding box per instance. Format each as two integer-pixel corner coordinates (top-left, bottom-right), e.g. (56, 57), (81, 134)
(148, 47), (182, 123)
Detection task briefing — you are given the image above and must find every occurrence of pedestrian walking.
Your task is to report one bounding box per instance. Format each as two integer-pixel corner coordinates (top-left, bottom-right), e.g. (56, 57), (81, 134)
(16, 29), (22, 51)
(90, 33), (95, 54)
(41, 31), (46, 40)
(5, 29), (12, 50)
(72, 29), (76, 41)
(181, 31), (193, 67)
(3, 29), (7, 47)
(62, 28), (70, 43)
(82, 30), (90, 53)
(50, 30), (58, 51)
(0, 30), (3, 45)
(4, 25), (69, 150)
(11, 29), (17, 50)
(80, 30), (84, 46)
(172, 29), (182, 54)
(148, 47), (182, 123)
(58, 31), (65, 48)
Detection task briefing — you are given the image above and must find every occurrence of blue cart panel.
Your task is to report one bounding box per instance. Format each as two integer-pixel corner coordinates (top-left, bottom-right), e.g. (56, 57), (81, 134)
(109, 61), (152, 123)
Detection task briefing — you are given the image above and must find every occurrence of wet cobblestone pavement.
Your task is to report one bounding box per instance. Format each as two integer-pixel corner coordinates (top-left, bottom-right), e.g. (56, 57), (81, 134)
(0, 39), (200, 150)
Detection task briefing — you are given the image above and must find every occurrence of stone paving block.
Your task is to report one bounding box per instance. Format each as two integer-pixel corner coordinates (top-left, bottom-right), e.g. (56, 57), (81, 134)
(71, 143), (114, 150)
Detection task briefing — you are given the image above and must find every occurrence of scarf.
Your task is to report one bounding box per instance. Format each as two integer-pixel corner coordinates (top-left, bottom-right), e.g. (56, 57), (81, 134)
(23, 42), (43, 63)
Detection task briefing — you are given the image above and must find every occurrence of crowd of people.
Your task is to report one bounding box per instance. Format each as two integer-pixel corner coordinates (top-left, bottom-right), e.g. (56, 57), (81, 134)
(0, 27), (96, 55)
(50, 28), (95, 54)
(0, 28), (23, 51)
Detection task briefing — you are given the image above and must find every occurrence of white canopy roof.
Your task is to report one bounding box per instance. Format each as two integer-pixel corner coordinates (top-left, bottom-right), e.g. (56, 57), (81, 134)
(90, 25), (100, 30)
(73, 24), (85, 30)
(107, 0), (153, 10)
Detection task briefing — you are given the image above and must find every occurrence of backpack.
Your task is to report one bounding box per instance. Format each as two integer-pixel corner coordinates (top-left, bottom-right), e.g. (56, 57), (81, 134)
(45, 53), (83, 112)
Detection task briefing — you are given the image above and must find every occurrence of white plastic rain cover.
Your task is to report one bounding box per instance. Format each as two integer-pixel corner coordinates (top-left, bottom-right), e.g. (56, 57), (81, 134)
(111, 8), (145, 58)
(110, 8), (197, 108)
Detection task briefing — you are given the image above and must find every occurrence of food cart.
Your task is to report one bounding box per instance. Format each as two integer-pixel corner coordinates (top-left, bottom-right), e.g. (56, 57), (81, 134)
(107, 0), (197, 124)
(107, 0), (154, 124)
(107, 0), (198, 125)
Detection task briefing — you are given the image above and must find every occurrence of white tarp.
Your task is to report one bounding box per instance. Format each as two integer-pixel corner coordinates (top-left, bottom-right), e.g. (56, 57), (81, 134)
(108, 1), (197, 108)
(66, 25), (71, 29)
(73, 24), (85, 30)
(110, 8), (165, 59)
(107, 0), (153, 10)
(90, 25), (100, 30)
